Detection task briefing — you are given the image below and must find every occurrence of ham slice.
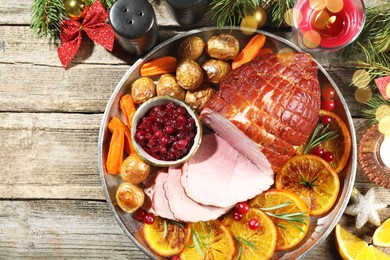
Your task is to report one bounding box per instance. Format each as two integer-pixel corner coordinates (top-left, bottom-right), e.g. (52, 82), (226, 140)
(165, 167), (231, 222)
(152, 170), (175, 219)
(181, 133), (274, 208)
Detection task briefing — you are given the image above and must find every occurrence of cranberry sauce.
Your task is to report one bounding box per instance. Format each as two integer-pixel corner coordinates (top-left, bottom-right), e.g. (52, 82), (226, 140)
(135, 102), (197, 161)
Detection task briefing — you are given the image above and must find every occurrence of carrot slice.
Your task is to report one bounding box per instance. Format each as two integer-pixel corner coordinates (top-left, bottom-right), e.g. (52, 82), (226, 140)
(120, 94), (136, 128)
(106, 128), (125, 175)
(232, 34), (267, 70)
(257, 48), (273, 57)
(109, 117), (134, 155)
(140, 56), (177, 77)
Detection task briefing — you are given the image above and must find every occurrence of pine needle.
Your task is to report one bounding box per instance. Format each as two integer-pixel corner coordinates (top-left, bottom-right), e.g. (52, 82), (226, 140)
(303, 123), (339, 154)
(270, 0), (296, 27)
(30, 0), (66, 39)
(362, 95), (390, 125)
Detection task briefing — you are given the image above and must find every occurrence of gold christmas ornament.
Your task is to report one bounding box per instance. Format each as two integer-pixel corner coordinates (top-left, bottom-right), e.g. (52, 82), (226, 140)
(64, 0), (88, 20)
(254, 6), (267, 28)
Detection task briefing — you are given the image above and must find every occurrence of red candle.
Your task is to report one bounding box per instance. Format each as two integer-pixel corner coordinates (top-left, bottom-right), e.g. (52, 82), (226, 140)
(294, 0), (365, 50)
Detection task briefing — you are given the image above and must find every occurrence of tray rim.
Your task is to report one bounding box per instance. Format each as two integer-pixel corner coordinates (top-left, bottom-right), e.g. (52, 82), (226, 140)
(98, 26), (357, 259)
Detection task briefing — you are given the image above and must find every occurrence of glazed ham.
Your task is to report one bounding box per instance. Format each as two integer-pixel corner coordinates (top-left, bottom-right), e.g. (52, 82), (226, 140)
(152, 170), (174, 219)
(181, 133), (274, 208)
(201, 52), (321, 172)
(164, 167), (231, 222)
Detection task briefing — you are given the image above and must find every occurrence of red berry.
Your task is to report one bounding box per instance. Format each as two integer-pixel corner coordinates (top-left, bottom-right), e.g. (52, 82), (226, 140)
(322, 87), (336, 100)
(232, 210), (243, 221)
(133, 208), (146, 222)
(248, 219), (259, 230)
(321, 99), (336, 111)
(312, 146), (324, 157)
(322, 151), (334, 162)
(143, 213), (155, 224)
(321, 115), (333, 125)
(237, 202), (250, 214)
(172, 256), (180, 260)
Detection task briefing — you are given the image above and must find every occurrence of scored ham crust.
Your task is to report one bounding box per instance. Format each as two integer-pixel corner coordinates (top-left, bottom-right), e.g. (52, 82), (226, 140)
(201, 52), (321, 172)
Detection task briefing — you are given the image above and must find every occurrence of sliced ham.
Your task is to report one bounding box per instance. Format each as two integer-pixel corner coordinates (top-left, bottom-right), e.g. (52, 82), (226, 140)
(181, 133), (274, 208)
(165, 167), (231, 222)
(152, 170), (175, 219)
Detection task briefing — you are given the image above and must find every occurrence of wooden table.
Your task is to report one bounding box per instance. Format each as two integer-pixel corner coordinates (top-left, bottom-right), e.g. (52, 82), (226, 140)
(1, 0), (389, 259)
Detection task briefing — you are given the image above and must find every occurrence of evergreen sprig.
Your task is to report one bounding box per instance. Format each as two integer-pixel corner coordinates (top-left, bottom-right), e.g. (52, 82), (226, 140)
(362, 95), (390, 125)
(303, 123), (339, 154)
(270, 0), (296, 27)
(31, 0), (66, 39)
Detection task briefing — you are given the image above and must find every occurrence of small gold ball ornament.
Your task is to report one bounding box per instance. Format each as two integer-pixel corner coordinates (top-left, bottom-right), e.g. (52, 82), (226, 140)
(254, 6), (267, 28)
(64, 0), (88, 20)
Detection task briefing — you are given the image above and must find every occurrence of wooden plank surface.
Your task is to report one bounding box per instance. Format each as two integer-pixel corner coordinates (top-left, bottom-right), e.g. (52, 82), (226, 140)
(1, 0), (389, 259)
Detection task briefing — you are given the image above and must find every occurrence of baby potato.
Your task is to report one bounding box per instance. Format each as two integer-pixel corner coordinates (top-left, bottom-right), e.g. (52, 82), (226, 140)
(206, 34), (240, 60)
(176, 59), (204, 90)
(131, 77), (156, 104)
(116, 182), (145, 213)
(202, 59), (232, 85)
(178, 36), (206, 61)
(156, 74), (186, 100)
(120, 153), (151, 185)
(185, 83), (216, 111)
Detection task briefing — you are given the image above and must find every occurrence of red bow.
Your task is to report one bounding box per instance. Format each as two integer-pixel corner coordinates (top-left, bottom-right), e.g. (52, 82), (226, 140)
(57, 0), (114, 68)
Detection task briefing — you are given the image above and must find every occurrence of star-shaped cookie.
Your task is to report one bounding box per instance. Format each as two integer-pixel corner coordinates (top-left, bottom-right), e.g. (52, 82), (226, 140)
(344, 188), (388, 229)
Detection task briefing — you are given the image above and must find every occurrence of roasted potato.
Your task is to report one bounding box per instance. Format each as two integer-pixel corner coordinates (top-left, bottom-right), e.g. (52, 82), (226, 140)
(202, 59), (232, 85)
(176, 59), (204, 90)
(156, 74), (186, 100)
(120, 153), (151, 185)
(185, 83), (216, 111)
(178, 36), (205, 61)
(206, 34), (240, 60)
(131, 77), (156, 104)
(116, 182), (145, 213)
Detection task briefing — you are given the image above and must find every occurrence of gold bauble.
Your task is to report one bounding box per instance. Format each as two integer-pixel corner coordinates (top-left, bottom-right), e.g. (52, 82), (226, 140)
(64, 0), (87, 20)
(254, 6), (267, 28)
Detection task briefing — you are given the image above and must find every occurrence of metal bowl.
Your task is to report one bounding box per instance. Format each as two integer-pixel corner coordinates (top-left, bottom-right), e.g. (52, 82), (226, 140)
(98, 27), (357, 259)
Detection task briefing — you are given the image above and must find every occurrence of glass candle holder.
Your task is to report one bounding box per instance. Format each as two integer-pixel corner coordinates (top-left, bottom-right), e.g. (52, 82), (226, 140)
(293, 0), (365, 52)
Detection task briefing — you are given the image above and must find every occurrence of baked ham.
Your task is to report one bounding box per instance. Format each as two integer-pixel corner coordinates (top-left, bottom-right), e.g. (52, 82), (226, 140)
(201, 52), (321, 172)
(181, 133), (274, 208)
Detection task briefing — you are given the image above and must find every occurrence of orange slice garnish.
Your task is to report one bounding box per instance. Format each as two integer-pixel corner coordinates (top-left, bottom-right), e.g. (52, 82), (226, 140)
(275, 154), (340, 215)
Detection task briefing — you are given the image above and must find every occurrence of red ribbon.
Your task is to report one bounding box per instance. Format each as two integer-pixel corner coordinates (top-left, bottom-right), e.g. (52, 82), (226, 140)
(57, 0), (114, 68)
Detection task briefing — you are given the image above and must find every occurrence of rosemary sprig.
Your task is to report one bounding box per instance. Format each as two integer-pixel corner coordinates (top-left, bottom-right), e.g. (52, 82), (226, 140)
(234, 236), (257, 260)
(300, 176), (319, 188)
(259, 202), (309, 233)
(362, 95), (390, 125)
(187, 225), (213, 256)
(163, 220), (168, 238)
(163, 219), (185, 239)
(303, 122), (338, 154)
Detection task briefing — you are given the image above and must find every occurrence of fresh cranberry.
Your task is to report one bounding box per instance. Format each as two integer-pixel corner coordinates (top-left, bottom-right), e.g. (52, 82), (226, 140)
(321, 99), (336, 111)
(143, 213), (155, 224)
(321, 115), (333, 125)
(312, 146), (324, 157)
(322, 87), (336, 100)
(172, 256), (180, 260)
(237, 202), (250, 214)
(248, 219), (259, 230)
(133, 208), (146, 222)
(322, 151), (334, 162)
(232, 210), (243, 221)
(165, 125), (174, 134)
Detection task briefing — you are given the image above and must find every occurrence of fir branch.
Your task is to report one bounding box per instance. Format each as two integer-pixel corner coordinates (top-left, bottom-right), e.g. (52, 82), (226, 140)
(30, 0), (66, 39)
(85, 0), (116, 9)
(303, 123), (339, 154)
(362, 95), (390, 125)
(356, 42), (390, 81)
(209, 0), (262, 28)
(270, 0), (296, 27)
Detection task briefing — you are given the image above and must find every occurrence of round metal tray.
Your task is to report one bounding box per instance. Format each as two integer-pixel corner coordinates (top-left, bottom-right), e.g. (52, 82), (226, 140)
(98, 27), (357, 259)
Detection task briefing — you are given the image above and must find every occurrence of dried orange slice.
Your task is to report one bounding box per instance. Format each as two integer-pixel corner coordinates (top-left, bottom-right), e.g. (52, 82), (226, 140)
(223, 208), (277, 260)
(142, 216), (191, 257)
(373, 218), (390, 247)
(180, 220), (236, 260)
(319, 110), (352, 173)
(275, 154), (340, 215)
(335, 224), (390, 260)
(249, 189), (310, 250)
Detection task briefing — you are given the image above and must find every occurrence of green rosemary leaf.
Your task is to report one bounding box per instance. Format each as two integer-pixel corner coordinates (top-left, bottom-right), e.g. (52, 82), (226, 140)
(289, 220), (305, 233)
(259, 201), (291, 211)
(234, 237), (243, 260)
(163, 220), (168, 239)
(276, 223), (287, 229)
(192, 231), (203, 256)
(303, 123), (338, 154)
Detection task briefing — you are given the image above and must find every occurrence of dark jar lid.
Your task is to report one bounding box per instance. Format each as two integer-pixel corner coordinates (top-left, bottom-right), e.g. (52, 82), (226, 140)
(110, 0), (156, 40)
(165, 0), (208, 26)
(165, 0), (205, 9)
